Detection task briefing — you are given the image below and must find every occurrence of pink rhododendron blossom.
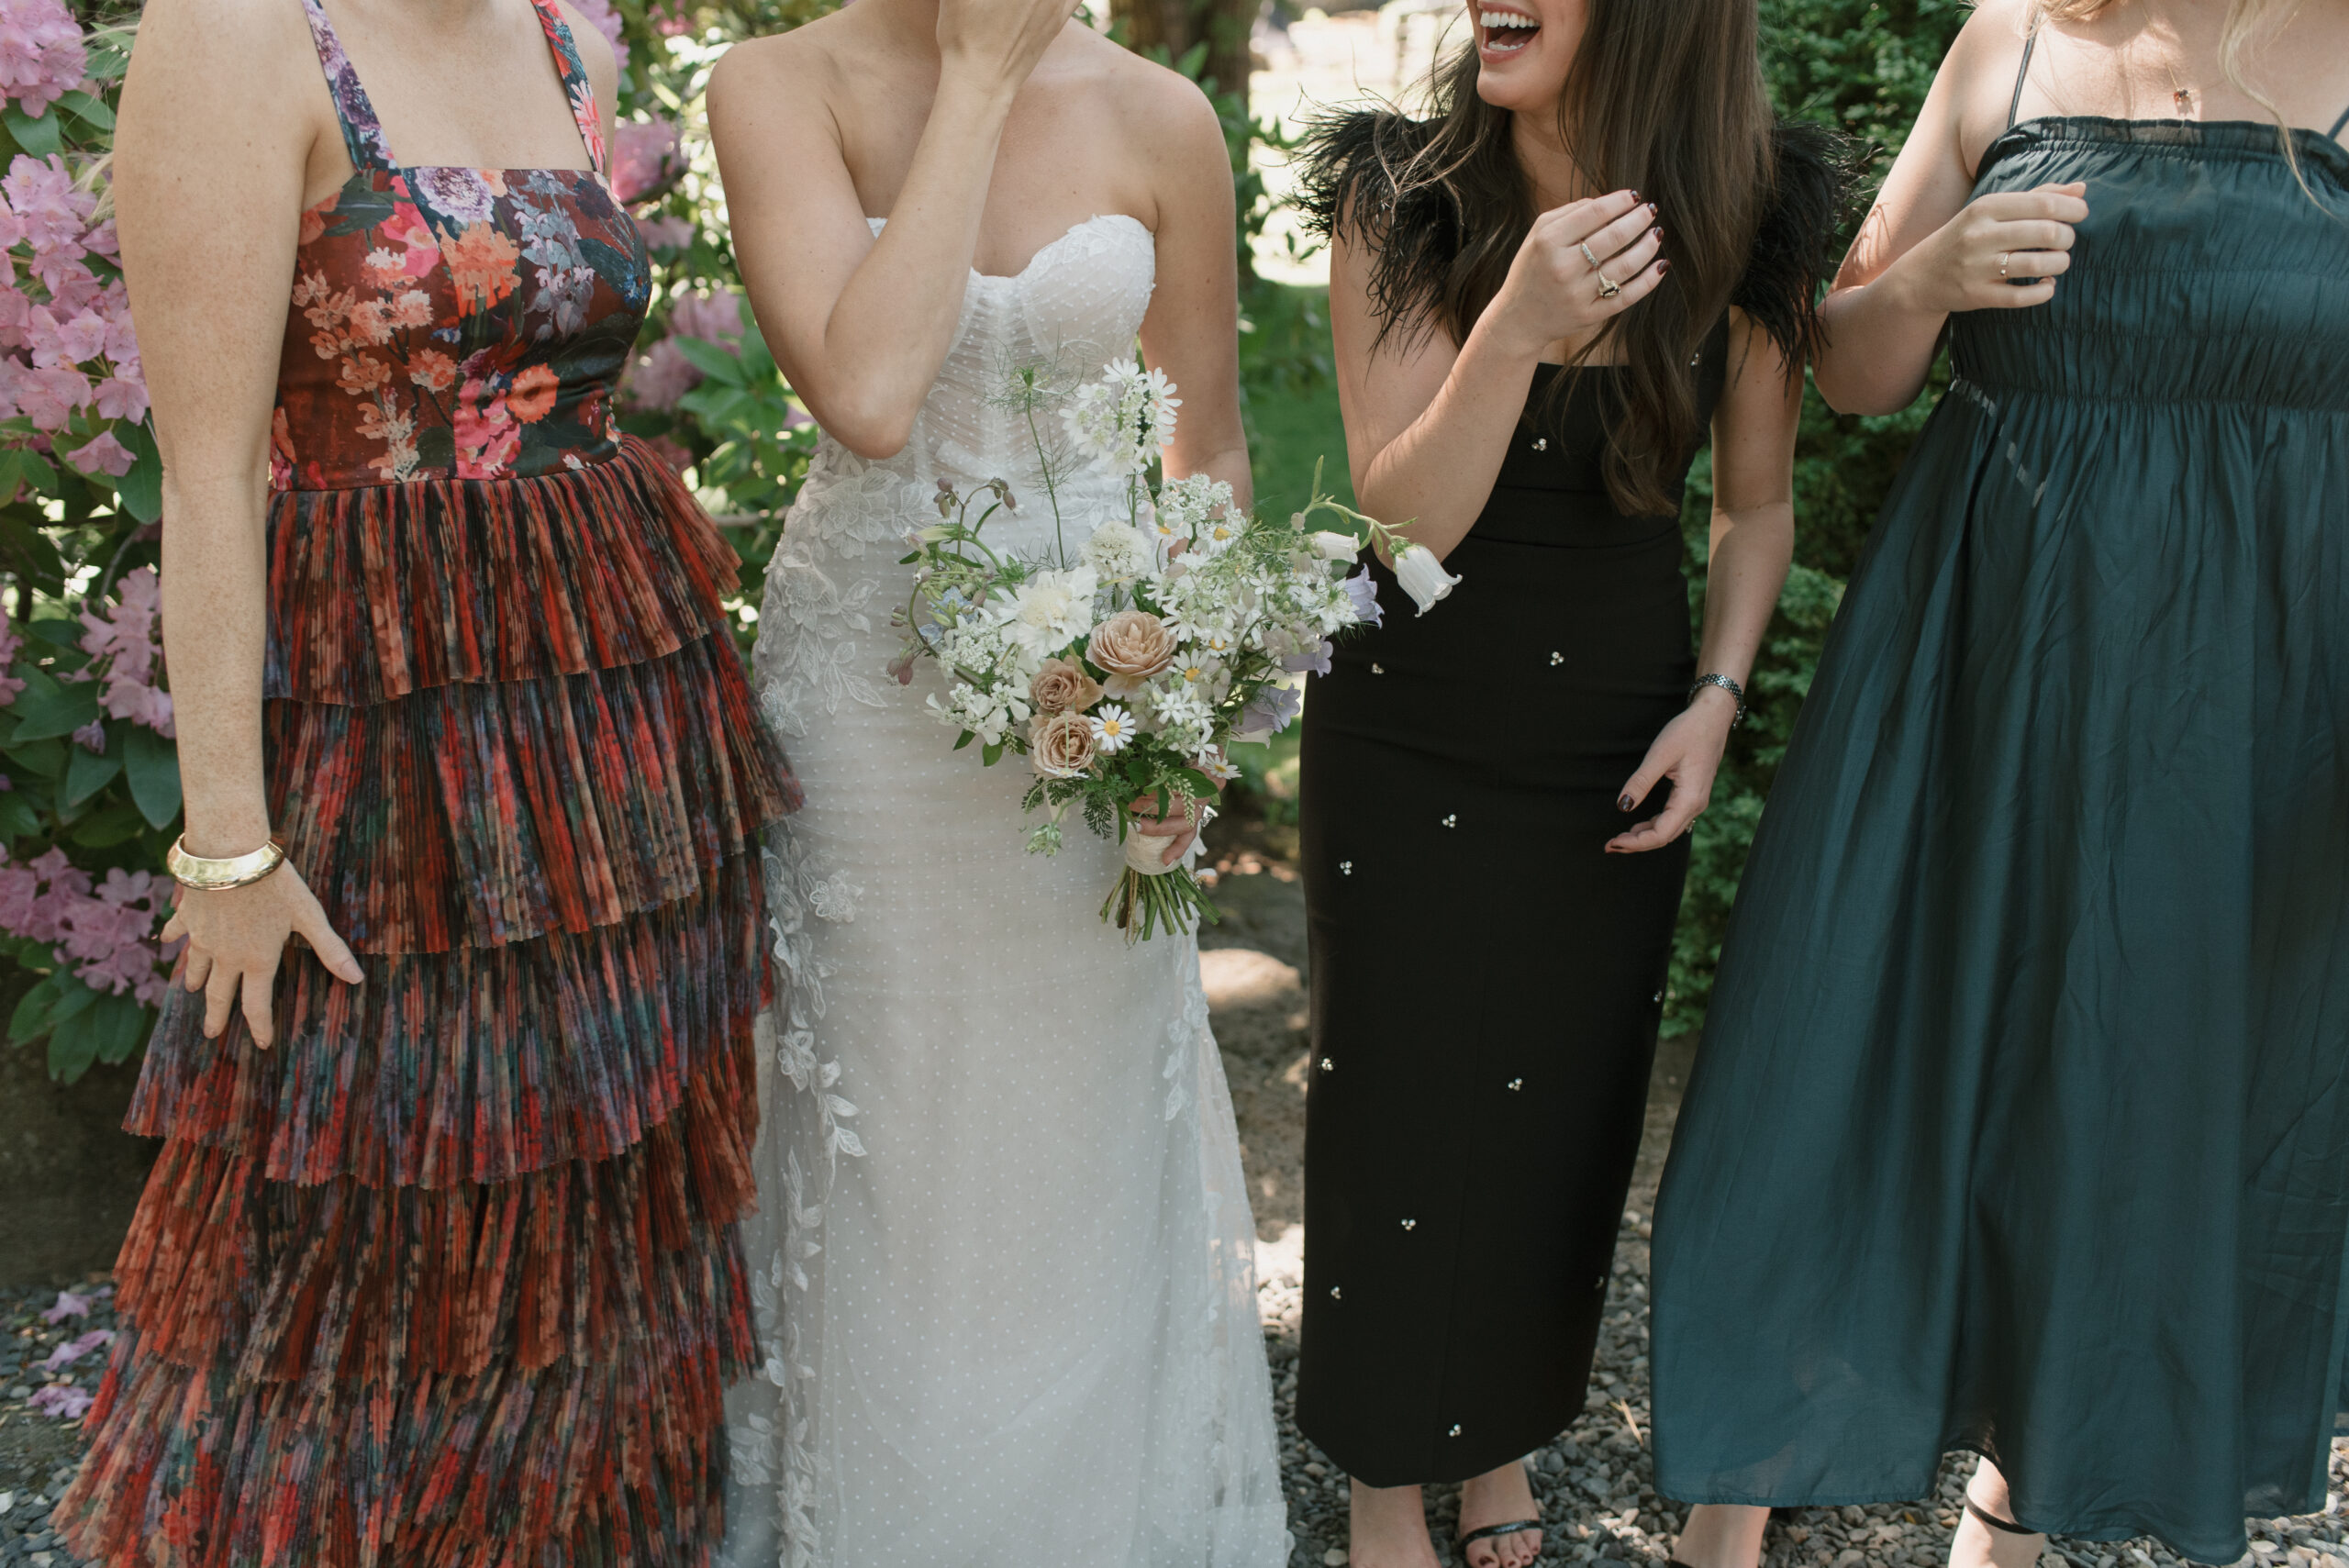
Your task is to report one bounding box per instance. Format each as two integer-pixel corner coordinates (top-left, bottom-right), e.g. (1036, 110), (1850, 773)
(622, 337), (700, 412)
(28, 303), (106, 366)
(93, 372), (144, 422)
(635, 214), (694, 252)
(670, 290), (745, 343)
(42, 1286), (92, 1323)
(40, 1328), (110, 1372)
(81, 216), (114, 256)
(69, 717), (101, 749)
(569, 0), (629, 72)
(0, 847), (177, 1005)
(0, 0), (88, 118)
(11, 362), (88, 428)
(3, 153), (95, 253)
(66, 428), (131, 476)
(79, 567), (172, 735)
(28, 1385), (93, 1419)
(609, 119), (683, 206)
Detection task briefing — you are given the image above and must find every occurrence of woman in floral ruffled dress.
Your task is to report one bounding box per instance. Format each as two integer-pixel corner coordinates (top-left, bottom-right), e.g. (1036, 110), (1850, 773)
(56, 1), (796, 1563)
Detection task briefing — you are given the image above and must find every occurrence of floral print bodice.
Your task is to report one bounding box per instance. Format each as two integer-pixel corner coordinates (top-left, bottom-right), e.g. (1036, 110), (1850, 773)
(274, 0), (648, 490)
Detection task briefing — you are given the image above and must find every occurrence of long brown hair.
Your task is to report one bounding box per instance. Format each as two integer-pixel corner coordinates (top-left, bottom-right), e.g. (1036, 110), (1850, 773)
(1303, 0), (1780, 516)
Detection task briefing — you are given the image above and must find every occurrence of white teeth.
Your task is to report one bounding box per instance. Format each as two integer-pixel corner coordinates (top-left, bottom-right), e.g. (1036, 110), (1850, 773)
(1478, 9), (1538, 28)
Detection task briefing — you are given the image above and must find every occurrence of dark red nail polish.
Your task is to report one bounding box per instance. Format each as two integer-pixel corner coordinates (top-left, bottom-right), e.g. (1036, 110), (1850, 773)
(1618, 794), (1635, 811)
(1658, 259), (1672, 274)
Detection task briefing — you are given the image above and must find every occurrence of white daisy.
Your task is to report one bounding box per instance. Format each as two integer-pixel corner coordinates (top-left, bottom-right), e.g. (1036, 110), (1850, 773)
(1089, 703), (1139, 753)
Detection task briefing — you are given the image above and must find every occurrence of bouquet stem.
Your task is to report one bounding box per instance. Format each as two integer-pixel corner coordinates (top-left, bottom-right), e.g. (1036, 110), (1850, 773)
(1100, 864), (1222, 944)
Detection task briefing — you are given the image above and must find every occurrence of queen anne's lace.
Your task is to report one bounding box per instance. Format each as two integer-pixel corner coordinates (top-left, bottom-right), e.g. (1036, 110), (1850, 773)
(722, 215), (1287, 1568)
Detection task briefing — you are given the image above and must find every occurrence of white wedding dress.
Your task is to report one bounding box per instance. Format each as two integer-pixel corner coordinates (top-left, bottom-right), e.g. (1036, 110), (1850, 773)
(719, 214), (1289, 1568)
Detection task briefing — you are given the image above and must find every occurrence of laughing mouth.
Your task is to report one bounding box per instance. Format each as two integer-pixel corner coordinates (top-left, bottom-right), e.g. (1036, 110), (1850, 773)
(1478, 8), (1540, 50)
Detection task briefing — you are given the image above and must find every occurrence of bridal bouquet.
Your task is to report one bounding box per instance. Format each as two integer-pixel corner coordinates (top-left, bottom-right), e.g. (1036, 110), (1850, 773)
(890, 362), (1453, 940)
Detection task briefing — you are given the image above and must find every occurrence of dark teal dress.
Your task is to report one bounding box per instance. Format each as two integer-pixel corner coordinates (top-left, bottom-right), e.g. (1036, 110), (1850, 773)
(1649, 113), (2349, 1563)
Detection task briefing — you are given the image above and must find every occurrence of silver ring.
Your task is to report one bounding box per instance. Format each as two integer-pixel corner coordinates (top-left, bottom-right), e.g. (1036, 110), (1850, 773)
(1578, 240), (1603, 272)
(1998, 251), (2011, 279)
(1596, 271), (1622, 299)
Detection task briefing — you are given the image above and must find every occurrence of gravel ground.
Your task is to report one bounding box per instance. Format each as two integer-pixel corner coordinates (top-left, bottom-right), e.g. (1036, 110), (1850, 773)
(0, 1280), (115, 1568)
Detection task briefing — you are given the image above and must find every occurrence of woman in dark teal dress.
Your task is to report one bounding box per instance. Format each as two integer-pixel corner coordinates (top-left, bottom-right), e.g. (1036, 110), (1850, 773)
(1649, 0), (2349, 1564)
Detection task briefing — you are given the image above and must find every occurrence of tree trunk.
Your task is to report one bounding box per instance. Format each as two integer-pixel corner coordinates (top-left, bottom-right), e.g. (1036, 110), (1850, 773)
(1110, 0), (1257, 104)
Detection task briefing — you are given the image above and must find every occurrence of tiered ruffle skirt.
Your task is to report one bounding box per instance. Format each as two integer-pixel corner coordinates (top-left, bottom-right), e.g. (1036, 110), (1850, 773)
(55, 439), (799, 1568)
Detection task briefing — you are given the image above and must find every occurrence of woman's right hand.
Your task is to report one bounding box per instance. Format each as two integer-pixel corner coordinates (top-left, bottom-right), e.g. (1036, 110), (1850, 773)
(163, 862), (363, 1048)
(1489, 189), (1667, 358)
(1885, 181), (2087, 314)
(936, 0), (1076, 92)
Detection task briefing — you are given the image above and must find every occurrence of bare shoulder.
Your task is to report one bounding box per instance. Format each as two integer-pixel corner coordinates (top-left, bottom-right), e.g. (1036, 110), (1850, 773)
(708, 14), (860, 112)
(551, 0), (622, 106)
(133, 0), (317, 83)
(1090, 35), (1224, 144)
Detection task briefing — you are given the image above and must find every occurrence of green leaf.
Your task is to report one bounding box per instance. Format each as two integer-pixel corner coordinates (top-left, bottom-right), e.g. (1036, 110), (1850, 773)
(3, 105), (60, 159)
(7, 678), (99, 741)
(54, 89), (114, 133)
(86, 991), (149, 1065)
(0, 790), (38, 841)
(9, 973), (63, 1042)
(14, 449), (57, 497)
(69, 796), (148, 846)
(981, 740), (1006, 767)
(47, 1003), (100, 1082)
(123, 724), (181, 829)
(116, 420), (162, 524)
(672, 336), (748, 384)
(16, 969), (96, 1046)
(62, 728), (123, 806)
(0, 509), (65, 589)
(4, 735), (63, 777)
(952, 729), (975, 751)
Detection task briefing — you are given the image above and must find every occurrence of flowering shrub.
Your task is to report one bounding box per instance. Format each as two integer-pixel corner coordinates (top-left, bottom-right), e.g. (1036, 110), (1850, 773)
(0, 6), (183, 1083)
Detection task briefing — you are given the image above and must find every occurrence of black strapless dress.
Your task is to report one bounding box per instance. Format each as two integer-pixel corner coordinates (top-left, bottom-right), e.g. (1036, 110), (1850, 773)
(1295, 326), (1727, 1485)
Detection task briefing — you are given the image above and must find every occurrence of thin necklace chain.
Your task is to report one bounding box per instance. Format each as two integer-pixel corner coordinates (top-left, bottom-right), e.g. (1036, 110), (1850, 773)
(2135, 0), (2199, 117)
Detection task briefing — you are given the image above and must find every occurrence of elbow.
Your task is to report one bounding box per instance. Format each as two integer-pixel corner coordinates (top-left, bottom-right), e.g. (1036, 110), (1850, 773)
(1810, 364), (1903, 419)
(803, 389), (918, 462)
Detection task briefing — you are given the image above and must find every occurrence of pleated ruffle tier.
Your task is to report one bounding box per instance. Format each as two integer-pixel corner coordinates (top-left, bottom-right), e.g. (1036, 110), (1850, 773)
(56, 436), (796, 1568)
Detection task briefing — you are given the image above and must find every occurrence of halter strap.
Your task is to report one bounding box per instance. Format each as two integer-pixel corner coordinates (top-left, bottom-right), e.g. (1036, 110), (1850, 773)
(298, 0), (396, 173)
(523, 0), (607, 177)
(2329, 103), (2349, 143)
(2008, 25), (2040, 129)
(296, 0), (607, 178)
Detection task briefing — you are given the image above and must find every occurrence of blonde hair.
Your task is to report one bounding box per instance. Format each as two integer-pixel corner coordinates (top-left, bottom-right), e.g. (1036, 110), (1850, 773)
(2030, 0), (2339, 205)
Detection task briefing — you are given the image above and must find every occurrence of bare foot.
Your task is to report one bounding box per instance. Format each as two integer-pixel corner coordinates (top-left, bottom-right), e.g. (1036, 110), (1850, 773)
(1457, 1461), (1543, 1568)
(1350, 1480), (1442, 1568)
(1675, 1503), (1770, 1568)
(1952, 1460), (2048, 1568)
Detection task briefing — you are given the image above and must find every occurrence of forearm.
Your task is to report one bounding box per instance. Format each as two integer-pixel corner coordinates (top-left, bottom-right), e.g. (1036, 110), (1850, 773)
(1813, 265), (1947, 416)
(1692, 499), (1795, 687)
(1355, 312), (1543, 562)
(160, 471), (272, 858)
(808, 74), (1016, 448)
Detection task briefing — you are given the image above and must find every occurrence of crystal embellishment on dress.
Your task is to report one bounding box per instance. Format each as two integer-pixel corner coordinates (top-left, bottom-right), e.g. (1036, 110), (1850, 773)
(1321, 1058), (1335, 1071)
(1331, 1286), (1343, 1299)
(1442, 814), (1457, 828)
(1340, 861), (1353, 875)
(1401, 1218), (1417, 1230)
(1449, 1424), (1464, 1437)
(1508, 1078), (1523, 1091)
(1533, 438), (1548, 451)
(1371, 662), (1385, 674)
(1550, 651), (1564, 665)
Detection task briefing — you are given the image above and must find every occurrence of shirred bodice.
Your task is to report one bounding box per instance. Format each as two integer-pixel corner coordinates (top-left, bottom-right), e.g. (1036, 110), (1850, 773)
(1956, 118), (2349, 411)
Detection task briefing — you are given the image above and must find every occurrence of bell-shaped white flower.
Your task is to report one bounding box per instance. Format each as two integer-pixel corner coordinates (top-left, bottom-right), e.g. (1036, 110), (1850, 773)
(1308, 529), (1363, 562)
(1391, 542), (1461, 616)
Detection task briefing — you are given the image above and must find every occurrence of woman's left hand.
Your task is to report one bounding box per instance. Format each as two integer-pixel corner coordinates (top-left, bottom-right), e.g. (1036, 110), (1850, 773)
(1605, 690), (1738, 853)
(1130, 779), (1224, 867)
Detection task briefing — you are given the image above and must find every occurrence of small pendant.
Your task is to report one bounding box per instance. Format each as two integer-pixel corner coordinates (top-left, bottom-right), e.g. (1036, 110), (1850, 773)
(2175, 86), (2193, 114)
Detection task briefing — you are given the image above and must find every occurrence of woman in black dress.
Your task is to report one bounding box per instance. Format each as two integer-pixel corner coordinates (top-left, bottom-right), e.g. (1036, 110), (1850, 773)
(1292, 2), (1843, 1560)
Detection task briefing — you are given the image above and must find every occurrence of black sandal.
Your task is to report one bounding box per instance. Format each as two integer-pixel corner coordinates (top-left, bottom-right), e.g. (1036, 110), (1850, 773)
(1459, 1518), (1542, 1560)
(1966, 1499), (2046, 1538)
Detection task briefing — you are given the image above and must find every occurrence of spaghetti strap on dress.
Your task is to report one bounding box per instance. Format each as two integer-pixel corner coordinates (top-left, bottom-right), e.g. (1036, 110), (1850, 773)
(54, 4), (798, 1564)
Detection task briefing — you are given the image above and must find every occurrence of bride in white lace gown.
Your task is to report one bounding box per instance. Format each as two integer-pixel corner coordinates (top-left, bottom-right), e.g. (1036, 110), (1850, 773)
(705, 2), (1288, 1564)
